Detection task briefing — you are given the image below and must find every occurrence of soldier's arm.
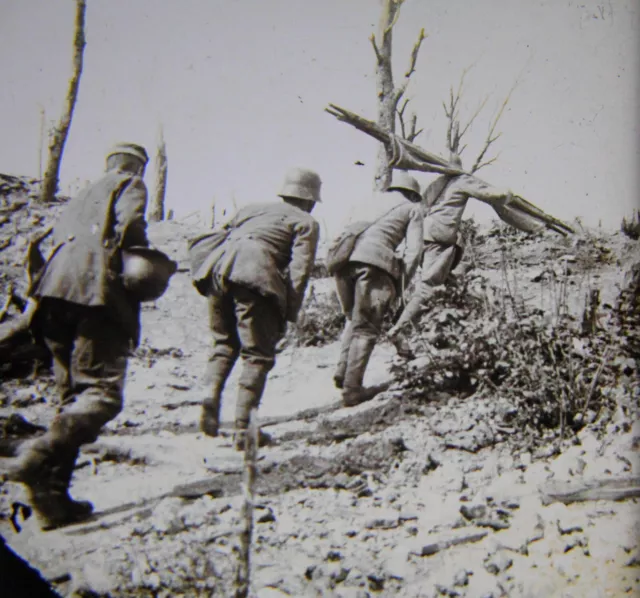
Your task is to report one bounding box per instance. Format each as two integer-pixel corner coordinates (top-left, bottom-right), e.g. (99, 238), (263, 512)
(454, 174), (514, 207)
(114, 176), (149, 248)
(402, 205), (425, 282)
(286, 218), (320, 323)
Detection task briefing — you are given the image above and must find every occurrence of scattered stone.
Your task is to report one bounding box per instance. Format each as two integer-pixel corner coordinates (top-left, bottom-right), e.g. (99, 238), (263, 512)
(556, 519), (584, 536)
(326, 550), (343, 562)
(435, 583), (461, 596)
(476, 519), (511, 531)
(460, 504), (487, 521)
(424, 453), (441, 473)
(367, 572), (385, 592)
(453, 569), (471, 587)
(329, 566), (350, 584)
(484, 552), (513, 575)
(257, 507), (276, 524)
(364, 510), (400, 530)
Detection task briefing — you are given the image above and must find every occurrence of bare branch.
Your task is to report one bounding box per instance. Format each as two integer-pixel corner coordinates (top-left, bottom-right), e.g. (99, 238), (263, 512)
(407, 113), (421, 142)
(470, 81), (516, 173)
(369, 33), (383, 64)
(404, 28), (426, 78)
(394, 28), (427, 103)
(409, 127), (424, 142)
(473, 153), (501, 173)
(383, 0), (405, 35)
(459, 95), (489, 139)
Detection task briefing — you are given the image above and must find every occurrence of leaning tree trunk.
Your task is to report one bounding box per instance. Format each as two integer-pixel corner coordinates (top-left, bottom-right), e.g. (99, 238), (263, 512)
(149, 126), (168, 222)
(40, 0), (86, 203)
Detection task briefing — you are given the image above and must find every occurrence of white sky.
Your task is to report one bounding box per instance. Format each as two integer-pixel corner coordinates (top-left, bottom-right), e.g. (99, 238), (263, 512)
(0, 0), (638, 237)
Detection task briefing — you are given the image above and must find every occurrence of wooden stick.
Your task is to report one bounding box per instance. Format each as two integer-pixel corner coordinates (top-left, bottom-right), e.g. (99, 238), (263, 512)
(234, 409), (258, 598)
(0, 284), (14, 324)
(540, 477), (640, 506)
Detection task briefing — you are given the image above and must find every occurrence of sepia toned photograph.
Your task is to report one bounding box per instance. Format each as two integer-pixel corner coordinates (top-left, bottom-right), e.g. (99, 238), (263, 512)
(0, 0), (638, 596)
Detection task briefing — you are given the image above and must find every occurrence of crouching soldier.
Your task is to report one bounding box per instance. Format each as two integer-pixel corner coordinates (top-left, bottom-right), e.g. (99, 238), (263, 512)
(8, 143), (165, 530)
(330, 172), (424, 406)
(388, 154), (515, 342)
(190, 168), (321, 450)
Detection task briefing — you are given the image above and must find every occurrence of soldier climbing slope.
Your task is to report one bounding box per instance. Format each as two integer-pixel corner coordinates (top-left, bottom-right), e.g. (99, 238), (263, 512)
(328, 172), (425, 407)
(388, 153), (524, 343)
(8, 143), (176, 530)
(188, 168), (321, 450)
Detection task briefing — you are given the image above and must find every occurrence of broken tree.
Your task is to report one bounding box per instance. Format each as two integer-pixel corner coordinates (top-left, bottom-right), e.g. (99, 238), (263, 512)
(325, 103), (574, 236)
(148, 125), (168, 222)
(370, 0), (426, 191)
(40, 0), (87, 204)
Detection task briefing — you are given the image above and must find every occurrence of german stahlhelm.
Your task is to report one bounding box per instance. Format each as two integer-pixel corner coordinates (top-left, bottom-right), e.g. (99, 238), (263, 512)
(278, 167), (322, 203)
(121, 247), (177, 302)
(387, 171), (421, 199)
(106, 143), (149, 166)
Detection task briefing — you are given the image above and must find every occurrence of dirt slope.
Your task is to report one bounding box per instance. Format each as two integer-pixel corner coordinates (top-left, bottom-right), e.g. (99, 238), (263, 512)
(0, 182), (639, 597)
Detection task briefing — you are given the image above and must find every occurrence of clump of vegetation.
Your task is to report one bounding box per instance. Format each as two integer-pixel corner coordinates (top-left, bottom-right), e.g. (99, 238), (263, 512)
(621, 210), (640, 241)
(287, 283), (345, 347)
(391, 259), (639, 448)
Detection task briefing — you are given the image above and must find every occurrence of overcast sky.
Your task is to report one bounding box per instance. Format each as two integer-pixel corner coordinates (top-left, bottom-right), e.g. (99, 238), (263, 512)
(0, 0), (638, 236)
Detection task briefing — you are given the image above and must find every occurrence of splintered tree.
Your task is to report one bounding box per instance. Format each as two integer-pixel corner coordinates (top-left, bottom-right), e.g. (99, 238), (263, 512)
(40, 0), (86, 203)
(149, 126), (168, 222)
(371, 0), (425, 191)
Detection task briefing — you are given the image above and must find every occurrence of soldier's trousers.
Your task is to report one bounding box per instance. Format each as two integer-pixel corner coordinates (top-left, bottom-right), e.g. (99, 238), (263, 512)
(334, 262), (396, 391)
(37, 298), (129, 447)
(394, 242), (464, 328)
(12, 298), (130, 501)
(207, 281), (285, 428)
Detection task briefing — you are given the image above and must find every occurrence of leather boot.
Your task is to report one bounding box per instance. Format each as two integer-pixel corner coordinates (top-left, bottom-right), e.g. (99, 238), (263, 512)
(8, 438), (93, 530)
(233, 362), (272, 451)
(341, 336), (378, 407)
(200, 356), (236, 437)
(333, 321), (353, 389)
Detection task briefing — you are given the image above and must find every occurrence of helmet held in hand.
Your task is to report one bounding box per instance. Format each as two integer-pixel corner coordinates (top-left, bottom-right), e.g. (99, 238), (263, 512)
(121, 247), (177, 302)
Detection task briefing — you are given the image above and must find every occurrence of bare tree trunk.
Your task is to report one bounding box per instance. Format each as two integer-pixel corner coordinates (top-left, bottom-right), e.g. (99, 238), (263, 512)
(40, 0), (86, 203)
(37, 105), (46, 181)
(372, 0), (401, 192)
(370, 0), (425, 191)
(149, 126), (168, 222)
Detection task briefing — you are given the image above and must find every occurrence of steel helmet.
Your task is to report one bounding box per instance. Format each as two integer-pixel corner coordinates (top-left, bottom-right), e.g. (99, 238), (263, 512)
(121, 247), (177, 302)
(278, 167), (322, 203)
(387, 171), (421, 199)
(106, 143), (149, 165)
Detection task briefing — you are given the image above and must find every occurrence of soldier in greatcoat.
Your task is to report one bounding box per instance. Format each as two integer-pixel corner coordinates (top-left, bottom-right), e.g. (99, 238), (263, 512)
(190, 168), (321, 449)
(8, 143), (152, 529)
(331, 172), (425, 406)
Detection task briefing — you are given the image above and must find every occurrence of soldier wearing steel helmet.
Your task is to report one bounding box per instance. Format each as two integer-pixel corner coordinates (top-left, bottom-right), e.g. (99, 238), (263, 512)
(8, 143), (154, 530)
(191, 167), (321, 450)
(330, 171), (425, 407)
(388, 153), (515, 344)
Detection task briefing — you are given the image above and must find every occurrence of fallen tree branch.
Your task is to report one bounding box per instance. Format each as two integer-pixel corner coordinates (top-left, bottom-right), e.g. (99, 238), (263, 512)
(540, 476), (640, 506)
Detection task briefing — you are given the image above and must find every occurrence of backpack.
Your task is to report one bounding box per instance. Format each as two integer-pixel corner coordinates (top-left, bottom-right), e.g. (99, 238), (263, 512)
(326, 220), (372, 275)
(326, 203), (401, 276)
